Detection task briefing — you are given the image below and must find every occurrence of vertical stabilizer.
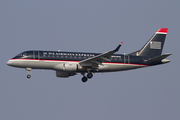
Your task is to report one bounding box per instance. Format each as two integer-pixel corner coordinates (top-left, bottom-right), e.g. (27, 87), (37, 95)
(137, 28), (168, 58)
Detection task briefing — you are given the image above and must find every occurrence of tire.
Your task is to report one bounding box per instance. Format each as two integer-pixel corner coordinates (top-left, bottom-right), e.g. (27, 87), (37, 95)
(82, 77), (88, 82)
(27, 75), (31, 79)
(87, 73), (93, 79)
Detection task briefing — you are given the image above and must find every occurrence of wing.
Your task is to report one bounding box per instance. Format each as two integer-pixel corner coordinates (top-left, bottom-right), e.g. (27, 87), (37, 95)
(79, 42), (123, 68)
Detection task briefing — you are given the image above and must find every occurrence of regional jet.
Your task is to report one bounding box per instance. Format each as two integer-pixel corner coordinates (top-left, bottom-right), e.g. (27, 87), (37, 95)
(7, 28), (171, 82)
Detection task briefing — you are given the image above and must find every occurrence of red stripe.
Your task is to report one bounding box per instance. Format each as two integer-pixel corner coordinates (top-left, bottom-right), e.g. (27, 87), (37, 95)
(10, 58), (79, 62)
(156, 28), (168, 33)
(10, 58), (150, 66)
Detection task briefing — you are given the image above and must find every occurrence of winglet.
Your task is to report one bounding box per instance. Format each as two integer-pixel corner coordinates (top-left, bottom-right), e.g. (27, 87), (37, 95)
(114, 42), (123, 52)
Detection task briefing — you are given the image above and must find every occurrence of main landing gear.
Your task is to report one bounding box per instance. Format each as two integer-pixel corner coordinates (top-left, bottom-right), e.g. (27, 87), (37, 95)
(26, 68), (32, 79)
(81, 72), (93, 82)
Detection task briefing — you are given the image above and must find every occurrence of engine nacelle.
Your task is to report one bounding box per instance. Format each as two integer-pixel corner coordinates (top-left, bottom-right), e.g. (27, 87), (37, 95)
(53, 63), (78, 72)
(63, 63), (77, 71)
(56, 71), (76, 78)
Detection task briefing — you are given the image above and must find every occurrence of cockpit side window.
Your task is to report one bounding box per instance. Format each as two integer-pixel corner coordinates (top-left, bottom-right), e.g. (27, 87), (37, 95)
(22, 53), (27, 57)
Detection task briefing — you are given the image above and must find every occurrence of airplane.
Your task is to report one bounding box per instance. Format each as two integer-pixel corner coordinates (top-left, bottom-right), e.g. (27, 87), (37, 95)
(7, 28), (171, 82)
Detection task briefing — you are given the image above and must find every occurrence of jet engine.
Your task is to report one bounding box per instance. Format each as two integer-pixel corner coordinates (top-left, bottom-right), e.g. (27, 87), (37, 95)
(63, 63), (77, 71)
(53, 63), (78, 71)
(56, 71), (76, 78)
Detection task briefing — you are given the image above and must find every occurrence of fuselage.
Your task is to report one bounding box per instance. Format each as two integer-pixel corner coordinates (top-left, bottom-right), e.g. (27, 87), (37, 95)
(7, 50), (151, 72)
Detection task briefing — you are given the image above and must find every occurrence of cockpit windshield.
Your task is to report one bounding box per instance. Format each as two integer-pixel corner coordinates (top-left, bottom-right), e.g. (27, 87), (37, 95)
(13, 51), (33, 59)
(15, 53), (23, 57)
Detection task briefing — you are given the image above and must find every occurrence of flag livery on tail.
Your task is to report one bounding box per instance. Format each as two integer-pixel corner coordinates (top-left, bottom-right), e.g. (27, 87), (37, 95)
(137, 28), (168, 58)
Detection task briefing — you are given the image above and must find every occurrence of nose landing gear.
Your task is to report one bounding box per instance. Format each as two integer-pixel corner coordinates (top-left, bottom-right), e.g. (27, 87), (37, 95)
(26, 68), (32, 79)
(27, 74), (31, 79)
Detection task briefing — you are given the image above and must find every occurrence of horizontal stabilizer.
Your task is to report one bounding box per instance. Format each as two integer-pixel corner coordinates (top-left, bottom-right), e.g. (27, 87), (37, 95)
(145, 53), (171, 63)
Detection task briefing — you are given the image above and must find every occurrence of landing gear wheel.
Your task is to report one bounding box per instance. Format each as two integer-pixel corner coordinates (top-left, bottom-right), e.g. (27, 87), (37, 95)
(26, 68), (32, 79)
(82, 76), (88, 82)
(87, 73), (93, 79)
(27, 74), (31, 79)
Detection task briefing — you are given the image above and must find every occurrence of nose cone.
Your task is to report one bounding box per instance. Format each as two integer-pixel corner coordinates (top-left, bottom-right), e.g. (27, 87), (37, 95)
(7, 60), (14, 66)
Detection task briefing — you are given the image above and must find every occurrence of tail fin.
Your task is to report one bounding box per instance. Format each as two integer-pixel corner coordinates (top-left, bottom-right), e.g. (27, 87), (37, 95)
(132, 28), (168, 58)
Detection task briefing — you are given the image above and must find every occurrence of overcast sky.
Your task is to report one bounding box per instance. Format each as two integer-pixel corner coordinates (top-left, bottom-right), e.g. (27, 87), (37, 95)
(1, 0), (180, 120)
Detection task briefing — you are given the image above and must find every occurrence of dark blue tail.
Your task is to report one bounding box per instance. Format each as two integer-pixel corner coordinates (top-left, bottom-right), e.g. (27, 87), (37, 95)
(130, 28), (168, 59)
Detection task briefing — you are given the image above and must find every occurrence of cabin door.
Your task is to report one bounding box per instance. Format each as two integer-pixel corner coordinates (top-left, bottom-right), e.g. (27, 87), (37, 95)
(33, 51), (40, 60)
(124, 55), (130, 64)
